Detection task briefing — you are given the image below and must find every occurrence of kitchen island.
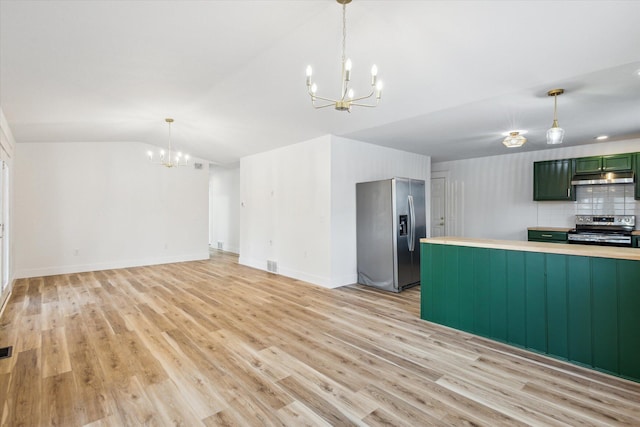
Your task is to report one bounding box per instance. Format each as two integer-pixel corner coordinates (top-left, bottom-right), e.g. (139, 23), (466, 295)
(420, 237), (640, 383)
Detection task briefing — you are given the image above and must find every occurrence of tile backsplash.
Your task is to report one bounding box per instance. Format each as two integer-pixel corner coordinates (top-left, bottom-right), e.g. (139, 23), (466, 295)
(576, 184), (636, 215)
(537, 184), (638, 228)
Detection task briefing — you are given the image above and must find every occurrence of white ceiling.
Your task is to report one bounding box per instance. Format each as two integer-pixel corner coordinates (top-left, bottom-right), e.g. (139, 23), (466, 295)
(1, 0), (639, 164)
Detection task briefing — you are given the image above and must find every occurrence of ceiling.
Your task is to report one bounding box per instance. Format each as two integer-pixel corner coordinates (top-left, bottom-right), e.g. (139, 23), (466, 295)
(1, 0), (639, 165)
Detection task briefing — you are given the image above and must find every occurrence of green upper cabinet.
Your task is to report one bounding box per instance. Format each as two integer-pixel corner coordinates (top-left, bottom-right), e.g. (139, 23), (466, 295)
(603, 154), (633, 171)
(533, 159), (575, 201)
(575, 154), (633, 173)
(575, 156), (602, 174)
(635, 153), (640, 200)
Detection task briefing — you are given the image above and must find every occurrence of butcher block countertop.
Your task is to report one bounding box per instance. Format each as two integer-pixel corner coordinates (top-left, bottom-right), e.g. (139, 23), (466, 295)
(421, 237), (640, 261)
(527, 226), (573, 232)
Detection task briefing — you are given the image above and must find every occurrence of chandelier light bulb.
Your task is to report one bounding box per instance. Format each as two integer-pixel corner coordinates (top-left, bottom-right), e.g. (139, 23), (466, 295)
(306, 65), (313, 86)
(147, 151), (153, 160)
(311, 83), (318, 94)
(344, 58), (352, 71)
(371, 64), (378, 76)
(348, 88), (355, 99)
(344, 58), (352, 81)
(376, 81), (383, 99)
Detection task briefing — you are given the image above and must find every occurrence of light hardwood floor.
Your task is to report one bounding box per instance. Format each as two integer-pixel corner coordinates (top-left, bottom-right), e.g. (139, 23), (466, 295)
(0, 250), (639, 426)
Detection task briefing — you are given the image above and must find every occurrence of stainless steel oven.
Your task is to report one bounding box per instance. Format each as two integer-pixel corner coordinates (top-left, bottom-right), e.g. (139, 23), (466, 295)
(567, 215), (635, 247)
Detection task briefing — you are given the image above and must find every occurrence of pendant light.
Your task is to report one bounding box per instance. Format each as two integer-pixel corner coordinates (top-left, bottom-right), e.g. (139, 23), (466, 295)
(546, 89), (565, 145)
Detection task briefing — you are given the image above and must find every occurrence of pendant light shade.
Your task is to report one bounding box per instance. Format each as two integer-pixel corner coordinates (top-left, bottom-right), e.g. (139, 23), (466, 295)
(546, 89), (565, 145)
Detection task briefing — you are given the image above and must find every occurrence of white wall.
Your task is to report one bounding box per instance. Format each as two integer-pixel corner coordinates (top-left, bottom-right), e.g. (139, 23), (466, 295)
(432, 139), (640, 241)
(239, 134), (431, 288)
(15, 141), (210, 278)
(240, 135), (332, 285)
(209, 164), (240, 254)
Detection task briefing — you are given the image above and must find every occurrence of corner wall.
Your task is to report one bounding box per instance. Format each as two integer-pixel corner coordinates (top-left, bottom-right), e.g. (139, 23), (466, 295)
(330, 136), (431, 287)
(14, 141), (210, 278)
(238, 134), (431, 288)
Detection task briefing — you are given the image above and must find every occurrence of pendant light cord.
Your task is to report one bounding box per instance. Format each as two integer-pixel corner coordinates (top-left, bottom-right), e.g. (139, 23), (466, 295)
(342, 3), (347, 68)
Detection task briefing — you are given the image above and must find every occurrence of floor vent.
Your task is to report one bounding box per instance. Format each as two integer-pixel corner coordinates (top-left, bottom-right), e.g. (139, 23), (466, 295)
(0, 346), (12, 359)
(267, 260), (278, 273)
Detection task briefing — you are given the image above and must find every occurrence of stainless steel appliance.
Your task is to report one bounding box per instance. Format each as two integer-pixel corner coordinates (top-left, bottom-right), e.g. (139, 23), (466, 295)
(568, 215), (635, 247)
(356, 177), (426, 292)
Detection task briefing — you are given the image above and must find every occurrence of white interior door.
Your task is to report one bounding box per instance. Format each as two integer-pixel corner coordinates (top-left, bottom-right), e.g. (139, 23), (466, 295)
(430, 177), (446, 237)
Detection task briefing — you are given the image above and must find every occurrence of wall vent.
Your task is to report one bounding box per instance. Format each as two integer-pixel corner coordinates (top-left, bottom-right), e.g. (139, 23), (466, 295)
(267, 260), (278, 273)
(216, 241), (224, 250)
(194, 163), (203, 170)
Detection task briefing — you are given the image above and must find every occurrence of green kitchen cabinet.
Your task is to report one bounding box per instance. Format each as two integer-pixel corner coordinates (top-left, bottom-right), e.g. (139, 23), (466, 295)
(635, 153), (640, 200)
(633, 235), (639, 248)
(421, 241), (640, 383)
(575, 154), (633, 173)
(575, 156), (602, 174)
(533, 159), (575, 201)
(527, 229), (568, 243)
(602, 154), (633, 171)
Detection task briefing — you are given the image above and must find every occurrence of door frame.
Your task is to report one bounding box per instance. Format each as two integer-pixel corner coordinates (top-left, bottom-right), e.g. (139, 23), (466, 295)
(430, 171), (449, 237)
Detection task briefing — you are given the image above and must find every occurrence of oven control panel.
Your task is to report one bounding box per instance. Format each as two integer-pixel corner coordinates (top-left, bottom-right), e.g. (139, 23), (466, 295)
(575, 215), (635, 227)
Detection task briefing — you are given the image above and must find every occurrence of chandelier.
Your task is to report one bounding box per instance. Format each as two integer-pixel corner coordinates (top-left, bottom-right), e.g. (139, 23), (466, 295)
(305, 0), (383, 112)
(546, 89), (565, 145)
(147, 118), (190, 168)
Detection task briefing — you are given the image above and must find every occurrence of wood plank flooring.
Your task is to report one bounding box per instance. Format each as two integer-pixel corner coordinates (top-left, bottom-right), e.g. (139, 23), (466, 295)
(0, 250), (639, 426)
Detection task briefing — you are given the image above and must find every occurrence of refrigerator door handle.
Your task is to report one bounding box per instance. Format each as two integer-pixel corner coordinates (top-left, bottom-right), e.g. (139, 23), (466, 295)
(408, 195), (415, 252)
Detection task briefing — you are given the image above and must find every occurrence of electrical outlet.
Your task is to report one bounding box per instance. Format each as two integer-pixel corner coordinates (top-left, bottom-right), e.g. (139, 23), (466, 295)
(73, 249), (79, 256)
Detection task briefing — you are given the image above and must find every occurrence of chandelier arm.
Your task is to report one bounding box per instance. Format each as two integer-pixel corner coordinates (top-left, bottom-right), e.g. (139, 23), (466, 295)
(310, 94), (339, 103)
(350, 100), (380, 108)
(312, 103), (336, 109)
(349, 90), (376, 103)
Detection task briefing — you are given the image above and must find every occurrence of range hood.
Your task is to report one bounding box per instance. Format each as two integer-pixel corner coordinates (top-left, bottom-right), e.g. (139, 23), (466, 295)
(571, 171), (634, 185)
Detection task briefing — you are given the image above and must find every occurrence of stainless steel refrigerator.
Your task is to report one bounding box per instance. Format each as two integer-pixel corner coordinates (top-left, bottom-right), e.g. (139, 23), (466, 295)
(356, 177), (426, 292)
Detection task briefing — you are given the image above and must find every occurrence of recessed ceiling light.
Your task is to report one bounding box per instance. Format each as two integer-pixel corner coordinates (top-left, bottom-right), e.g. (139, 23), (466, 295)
(501, 129), (528, 137)
(595, 135), (609, 140)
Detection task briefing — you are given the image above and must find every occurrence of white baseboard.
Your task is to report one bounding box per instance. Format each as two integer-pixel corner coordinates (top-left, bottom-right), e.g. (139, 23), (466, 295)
(238, 256), (342, 289)
(14, 252), (210, 279)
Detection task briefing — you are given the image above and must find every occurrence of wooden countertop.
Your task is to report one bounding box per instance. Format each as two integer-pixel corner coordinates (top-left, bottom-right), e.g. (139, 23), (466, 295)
(633, 230), (640, 236)
(421, 237), (640, 261)
(527, 227), (573, 232)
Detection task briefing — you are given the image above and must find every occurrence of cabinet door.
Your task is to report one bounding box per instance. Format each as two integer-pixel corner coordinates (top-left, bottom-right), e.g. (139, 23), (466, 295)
(533, 159), (575, 201)
(635, 153), (640, 200)
(602, 154), (633, 171)
(575, 156), (602, 174)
